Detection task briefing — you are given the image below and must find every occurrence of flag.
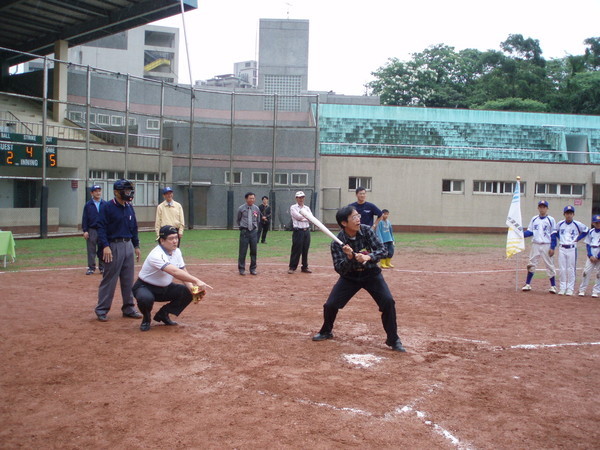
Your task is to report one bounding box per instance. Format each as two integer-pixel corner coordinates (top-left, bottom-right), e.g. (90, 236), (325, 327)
(506, 180), (525, 258)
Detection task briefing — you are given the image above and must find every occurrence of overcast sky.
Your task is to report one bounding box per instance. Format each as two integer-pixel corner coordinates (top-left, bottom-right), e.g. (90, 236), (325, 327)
(153, 0), (600, 95)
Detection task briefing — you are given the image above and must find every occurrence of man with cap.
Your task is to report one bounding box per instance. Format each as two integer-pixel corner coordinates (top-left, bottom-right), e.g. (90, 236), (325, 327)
(236, 192), (260, 275)
(82, 184), (107, 275)
(522, 200), (558, 293)
(95, 179), (143, 321)
(288, 191), (313, 274)
(133, 225), (209, 331)
(578, 215), (600, 297)
(155, 186), (185, 247)
(551, 206), (588, 295)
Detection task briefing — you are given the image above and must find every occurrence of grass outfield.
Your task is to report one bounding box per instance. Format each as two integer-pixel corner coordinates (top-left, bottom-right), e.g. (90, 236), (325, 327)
(4, 230), (507, 270)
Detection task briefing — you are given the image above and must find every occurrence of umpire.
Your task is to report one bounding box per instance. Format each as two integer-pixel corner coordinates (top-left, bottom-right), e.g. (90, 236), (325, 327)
(133, 225), (208, 331)
(312, 205), (406, 352)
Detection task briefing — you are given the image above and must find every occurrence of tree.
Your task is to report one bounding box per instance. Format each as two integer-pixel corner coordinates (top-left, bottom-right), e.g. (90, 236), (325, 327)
(474, 98), (548, 112)
(584, 37), (600, 70)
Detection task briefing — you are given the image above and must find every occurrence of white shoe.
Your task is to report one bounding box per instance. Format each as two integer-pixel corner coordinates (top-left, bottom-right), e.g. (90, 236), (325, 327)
(522, 284), (532, 291)
(558, 290), (565, 295)
(565, 290), (573, 296)
(548, 286), (557, 294)
(592, 293), (599, 298)
(578, 292), (585, 297)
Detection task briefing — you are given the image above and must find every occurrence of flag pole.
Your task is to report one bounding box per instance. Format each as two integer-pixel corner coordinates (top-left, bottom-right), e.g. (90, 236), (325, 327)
(514, 176), (521, 292)
(506, 175), (524, 291)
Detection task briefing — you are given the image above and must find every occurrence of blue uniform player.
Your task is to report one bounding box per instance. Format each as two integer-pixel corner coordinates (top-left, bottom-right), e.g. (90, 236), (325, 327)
(94, 179), (142, 321)
(522, 200), (557, 294)
(551, 205), (587, 296)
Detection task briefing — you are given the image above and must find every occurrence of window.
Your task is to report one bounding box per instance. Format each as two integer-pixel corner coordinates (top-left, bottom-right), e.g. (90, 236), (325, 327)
(536, 183), (584, 197)
(89, 113), (96, 124)
(111, 115), (124, 126)
(275, 173), (288, 185)
(88, 170), (160, 205)
(473, 181), (524, 195)
(442, 179), (464, 193)
(291, 173), (308, 186)
(225, 171), (242, 185)
(97, 114), (110, 126)
(68, 111), (83, 122)
(147, 119), (160, 130)
(348, 176), (372, 191)
(128, 117), (137, 126)
(252, 172), (268, 185)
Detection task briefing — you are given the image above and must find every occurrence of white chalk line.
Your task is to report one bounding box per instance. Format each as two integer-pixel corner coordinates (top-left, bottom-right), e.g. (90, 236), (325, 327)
(509, 341), (600, 350)
(258, 383), (474, 449)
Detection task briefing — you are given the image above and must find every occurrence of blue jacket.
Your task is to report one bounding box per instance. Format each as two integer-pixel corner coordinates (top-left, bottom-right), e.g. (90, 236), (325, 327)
(97, 198), (139, 249)
(82, 198), (107, 232)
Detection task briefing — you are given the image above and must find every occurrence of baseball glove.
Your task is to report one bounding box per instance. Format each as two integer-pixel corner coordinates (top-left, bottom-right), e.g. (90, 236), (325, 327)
(191, 285), (206, 303)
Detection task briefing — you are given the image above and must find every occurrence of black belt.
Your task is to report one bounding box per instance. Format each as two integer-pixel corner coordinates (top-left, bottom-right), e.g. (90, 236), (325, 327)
(561, 244), (574, 249)
(110, 238), (131, 243)
(591, 246), (599, 248)
(293, 228), (310, 231)
(239, 227), (255, 231)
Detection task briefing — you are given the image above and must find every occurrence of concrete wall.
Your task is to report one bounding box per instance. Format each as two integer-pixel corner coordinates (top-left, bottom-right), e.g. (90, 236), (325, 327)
(320, 155), (598, 231)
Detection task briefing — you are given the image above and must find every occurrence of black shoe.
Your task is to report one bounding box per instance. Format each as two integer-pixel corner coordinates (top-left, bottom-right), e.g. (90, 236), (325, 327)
(312, 332), (333, 341)
(86, 268), (94, 275)
(123, 311), (142, 319)
(97, 314), (108, 322)
(301, 268), (312, 273)
(250, 271), (257, 275)
(140, 321), (151, 331)
(388, 339), (407, 352)
(154, 310), (178, 326)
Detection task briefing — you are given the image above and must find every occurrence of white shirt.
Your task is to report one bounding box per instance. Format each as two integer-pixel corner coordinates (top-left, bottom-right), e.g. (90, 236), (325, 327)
(290, 203), (310, 229)
(526, 215), (556, 244)
(554, 219), (588, 246)
(138, 244), (185, 287)
(584, 228), (600, 257)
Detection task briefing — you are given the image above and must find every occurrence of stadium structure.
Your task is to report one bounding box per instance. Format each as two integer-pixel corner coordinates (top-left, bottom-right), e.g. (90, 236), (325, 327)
(0, 1), (599, 235)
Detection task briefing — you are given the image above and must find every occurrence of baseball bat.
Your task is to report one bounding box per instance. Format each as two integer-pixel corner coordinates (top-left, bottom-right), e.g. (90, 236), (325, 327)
(298, 207), (344, 246)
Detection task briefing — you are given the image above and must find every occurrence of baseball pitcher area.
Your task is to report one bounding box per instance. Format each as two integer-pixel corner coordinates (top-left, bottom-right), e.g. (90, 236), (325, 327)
(1, 247), (599, 448)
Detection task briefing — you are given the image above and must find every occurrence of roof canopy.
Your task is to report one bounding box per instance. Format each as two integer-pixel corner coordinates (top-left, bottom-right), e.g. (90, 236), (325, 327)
(0, 0), (197, 66)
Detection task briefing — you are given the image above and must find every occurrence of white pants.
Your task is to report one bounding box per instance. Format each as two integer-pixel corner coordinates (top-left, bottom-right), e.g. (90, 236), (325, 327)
(528, 243), (556, 278)
(557, 246), (576, 293)
(579, 258), (600, 295)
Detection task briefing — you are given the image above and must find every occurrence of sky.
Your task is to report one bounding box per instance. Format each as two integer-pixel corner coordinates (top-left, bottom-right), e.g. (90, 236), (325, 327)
(153, 0), (600, 95)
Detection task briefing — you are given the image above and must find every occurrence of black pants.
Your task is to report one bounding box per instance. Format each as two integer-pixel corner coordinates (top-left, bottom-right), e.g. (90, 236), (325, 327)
(319, 271), (399, 345)
(132, 278), (192, 318)
(238, 228), (258, 272)
(258, 220), (270, 243)
(289, 228), (310, 270)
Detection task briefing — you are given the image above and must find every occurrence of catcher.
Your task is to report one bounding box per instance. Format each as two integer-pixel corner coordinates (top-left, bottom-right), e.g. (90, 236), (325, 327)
(133, 225), (210, 331)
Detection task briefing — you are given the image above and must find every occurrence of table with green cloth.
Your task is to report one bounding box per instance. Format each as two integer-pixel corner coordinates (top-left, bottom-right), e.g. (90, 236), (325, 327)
(0, 231), (16, 268)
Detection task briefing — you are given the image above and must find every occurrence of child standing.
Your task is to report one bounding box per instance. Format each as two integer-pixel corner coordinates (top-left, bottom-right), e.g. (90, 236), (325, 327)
(578, 215), (600, 298)
(376, 209), (395, 269)
(551, 205), (588, 295)
(522, 200), (557, 293)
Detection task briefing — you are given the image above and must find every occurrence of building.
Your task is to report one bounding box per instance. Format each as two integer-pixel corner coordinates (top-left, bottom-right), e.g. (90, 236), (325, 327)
(25, 24), (180, 84)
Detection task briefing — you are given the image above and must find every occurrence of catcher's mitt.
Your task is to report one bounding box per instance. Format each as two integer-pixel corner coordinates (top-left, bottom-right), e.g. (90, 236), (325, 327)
(191, 285), (206, 303)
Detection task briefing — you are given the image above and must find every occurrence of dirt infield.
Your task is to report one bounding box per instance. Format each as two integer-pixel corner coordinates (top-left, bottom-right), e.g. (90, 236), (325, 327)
(1, 247), (599, 449)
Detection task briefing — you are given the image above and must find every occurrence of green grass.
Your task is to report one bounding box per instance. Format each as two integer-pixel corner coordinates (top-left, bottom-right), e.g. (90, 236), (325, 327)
(3, 230), (506, 271)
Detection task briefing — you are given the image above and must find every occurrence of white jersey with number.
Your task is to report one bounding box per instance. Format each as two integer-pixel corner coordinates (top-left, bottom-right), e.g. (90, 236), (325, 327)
(554, 220), (587, 246)
(138, 244), (185, 287)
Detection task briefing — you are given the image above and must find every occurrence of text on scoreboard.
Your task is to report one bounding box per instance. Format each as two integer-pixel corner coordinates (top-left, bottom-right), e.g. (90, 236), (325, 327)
(0, 132), (58, 167)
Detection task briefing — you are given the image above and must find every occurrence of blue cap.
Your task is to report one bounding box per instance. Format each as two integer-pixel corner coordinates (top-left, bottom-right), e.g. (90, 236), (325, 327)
(564, 205), (575, 213)
(538, 200), (549, 207)
(90, 184), (101, 192)
(163, 186), (173, 194)
(593, 215), (600, 223)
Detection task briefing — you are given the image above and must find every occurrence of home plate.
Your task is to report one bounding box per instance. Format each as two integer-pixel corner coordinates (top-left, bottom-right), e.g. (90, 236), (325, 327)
(343, 354), (384, 368)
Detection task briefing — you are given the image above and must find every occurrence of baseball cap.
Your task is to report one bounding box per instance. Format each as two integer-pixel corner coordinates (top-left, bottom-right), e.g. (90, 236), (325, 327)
(163, 186), (173, 194)
(295, 191), (305, 197)
(563, 205), (575, 213)
(538, 200), (549, 207)
(157, 225), (178, 241)
(592, 215), (600, 223)
(89, 184), (101, 192)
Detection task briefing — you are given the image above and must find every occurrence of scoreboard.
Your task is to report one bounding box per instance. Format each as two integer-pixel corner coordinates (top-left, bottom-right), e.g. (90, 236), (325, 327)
(0, 131), (58, 167)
